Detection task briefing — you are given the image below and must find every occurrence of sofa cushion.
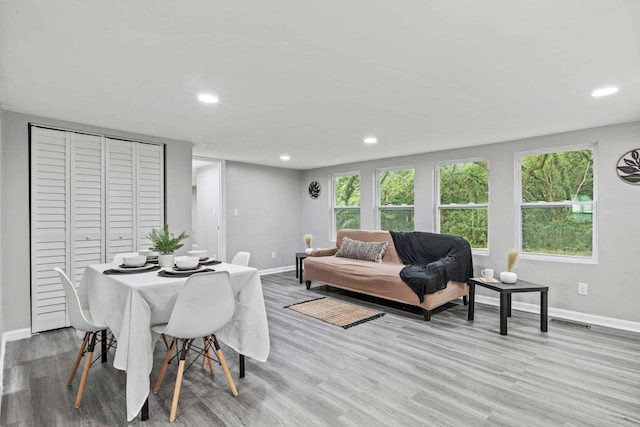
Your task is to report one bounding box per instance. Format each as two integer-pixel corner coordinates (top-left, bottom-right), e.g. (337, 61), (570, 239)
(335, 237), (388, 263)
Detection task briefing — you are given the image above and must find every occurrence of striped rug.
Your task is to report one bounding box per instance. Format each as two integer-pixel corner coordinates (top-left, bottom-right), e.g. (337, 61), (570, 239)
(285, 297), (385, 329)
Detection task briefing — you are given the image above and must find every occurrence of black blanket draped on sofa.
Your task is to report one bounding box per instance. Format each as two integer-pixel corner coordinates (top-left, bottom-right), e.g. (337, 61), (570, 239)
(390, 231), (473, 302)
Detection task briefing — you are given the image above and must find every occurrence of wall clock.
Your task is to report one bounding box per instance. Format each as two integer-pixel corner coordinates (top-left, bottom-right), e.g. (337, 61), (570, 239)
(616, 148), (640, 185)
(308, 181), (321, 199)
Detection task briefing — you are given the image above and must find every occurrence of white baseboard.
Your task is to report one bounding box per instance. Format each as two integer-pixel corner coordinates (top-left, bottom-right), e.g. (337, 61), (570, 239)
(3, 328), (32, 342)
(475, 295), (640, 333)
(259, 265), (296, 276)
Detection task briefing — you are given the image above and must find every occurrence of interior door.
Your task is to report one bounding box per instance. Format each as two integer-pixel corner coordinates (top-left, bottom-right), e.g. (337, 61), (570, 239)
(106, 139), (136, 261)
(30, 127), (70, 331)
(69, 132), (105, 285)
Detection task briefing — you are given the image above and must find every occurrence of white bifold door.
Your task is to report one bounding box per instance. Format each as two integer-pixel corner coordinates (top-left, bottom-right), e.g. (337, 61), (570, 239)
(30, 126), (164, 332)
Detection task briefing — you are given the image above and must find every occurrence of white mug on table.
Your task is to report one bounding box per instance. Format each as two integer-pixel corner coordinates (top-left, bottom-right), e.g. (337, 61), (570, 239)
(481, 268), (494, 279)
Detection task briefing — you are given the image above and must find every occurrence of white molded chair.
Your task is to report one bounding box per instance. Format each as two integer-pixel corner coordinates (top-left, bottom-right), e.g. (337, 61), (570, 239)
(230, 251), (250, 266)
(54, 267), (110, 408)
(112, 252), (139, 265)
(152, 271), (238, 422)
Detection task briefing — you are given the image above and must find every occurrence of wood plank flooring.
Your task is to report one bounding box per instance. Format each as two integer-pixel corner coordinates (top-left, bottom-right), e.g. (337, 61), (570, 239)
(2, 271), (640, 426)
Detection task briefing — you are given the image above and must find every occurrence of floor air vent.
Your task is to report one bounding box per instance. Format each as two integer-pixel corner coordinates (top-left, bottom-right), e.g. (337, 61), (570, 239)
(551, 318), (591, 329)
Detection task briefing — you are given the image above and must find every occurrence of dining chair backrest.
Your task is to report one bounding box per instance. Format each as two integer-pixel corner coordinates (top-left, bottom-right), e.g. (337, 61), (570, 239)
(230, 251), (250, 266)
(112, 252), (139, 265)
(163, 271), (235, 339)
(54, 267), (102, 332)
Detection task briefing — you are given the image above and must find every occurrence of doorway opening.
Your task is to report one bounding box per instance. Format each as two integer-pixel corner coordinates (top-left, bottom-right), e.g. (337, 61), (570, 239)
(192, 158), (224, 261)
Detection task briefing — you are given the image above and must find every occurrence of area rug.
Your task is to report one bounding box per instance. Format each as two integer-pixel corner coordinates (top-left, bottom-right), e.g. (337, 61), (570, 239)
(284, 297), (385, 329)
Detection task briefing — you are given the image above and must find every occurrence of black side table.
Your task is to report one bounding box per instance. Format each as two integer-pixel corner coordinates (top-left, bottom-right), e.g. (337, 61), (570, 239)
(295, 252), (309, 284)
(468, 278), (548, 336)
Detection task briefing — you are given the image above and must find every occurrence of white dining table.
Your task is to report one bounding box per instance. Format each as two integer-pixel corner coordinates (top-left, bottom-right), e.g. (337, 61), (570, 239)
(80, 262), (270, 422)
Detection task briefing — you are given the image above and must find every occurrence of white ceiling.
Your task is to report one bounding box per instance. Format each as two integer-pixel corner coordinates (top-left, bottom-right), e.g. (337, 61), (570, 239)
(1, 1), (639, 170)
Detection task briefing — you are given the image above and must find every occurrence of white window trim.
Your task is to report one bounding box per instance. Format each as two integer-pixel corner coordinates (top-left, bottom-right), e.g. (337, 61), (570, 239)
(435, 157), (490, 254)
(515, 143), (598, 264)
(331, 171), (361, 240)
(375, 166), (415, 231)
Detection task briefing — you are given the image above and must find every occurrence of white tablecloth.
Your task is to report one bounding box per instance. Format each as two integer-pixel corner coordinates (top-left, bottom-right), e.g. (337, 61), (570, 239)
(80, 262), (270, 421)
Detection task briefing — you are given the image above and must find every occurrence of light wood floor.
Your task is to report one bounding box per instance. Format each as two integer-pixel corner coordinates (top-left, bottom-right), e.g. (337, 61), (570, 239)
(2, 271), (640, 426)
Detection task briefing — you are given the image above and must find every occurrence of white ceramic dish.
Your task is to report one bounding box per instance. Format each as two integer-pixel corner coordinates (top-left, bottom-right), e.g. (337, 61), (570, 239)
(175, 256), (200, 270)
(123, 255), (147, 267)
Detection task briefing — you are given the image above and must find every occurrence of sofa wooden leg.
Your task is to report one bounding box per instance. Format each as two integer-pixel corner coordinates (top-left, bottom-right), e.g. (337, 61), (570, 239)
(463, 295), (468, 306)
(423, 309), (431, 321)
(305, 280), (311, 290)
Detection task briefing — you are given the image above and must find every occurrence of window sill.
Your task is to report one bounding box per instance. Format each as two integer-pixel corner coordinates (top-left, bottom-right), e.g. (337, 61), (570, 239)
(520, 252), (598, 265)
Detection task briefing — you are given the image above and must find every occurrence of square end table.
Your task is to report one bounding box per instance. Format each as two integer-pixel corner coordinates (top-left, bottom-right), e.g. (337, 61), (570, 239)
(468, 277), (548, 335)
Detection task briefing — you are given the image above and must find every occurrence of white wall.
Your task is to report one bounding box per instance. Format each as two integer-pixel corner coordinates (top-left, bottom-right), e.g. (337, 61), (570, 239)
(0, 111), (193, 332)
(225, 161), (302, 270)
(0, 105), (4, 395)
(302, 121), (640, 324)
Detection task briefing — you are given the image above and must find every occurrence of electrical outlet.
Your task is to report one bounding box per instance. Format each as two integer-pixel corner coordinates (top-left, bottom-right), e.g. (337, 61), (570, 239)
(234, 209), (239, 216)
(578, 282), (588, 295)
(271, 252), (276, 259)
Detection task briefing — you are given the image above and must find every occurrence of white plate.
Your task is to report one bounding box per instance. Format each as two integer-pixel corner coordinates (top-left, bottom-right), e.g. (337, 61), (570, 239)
(116, 264), (155, 272)
(199, 257), (217, 263)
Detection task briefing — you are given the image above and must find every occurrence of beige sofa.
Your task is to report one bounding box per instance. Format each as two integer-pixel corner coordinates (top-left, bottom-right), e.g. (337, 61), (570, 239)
(303, 229), (471, 320)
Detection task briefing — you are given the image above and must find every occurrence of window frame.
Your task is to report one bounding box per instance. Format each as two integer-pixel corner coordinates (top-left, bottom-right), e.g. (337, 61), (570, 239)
(331, 171), (361, 240)
(435, 157), (490, 255)
(515, 143), (598, 264)
(375, 166), (415, 231)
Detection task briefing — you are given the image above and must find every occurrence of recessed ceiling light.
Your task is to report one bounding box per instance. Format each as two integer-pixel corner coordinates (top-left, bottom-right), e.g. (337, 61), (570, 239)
(364, 136), (378, 144)
(198, 94), (219, 103)
(591, 87), (619, 97)
(280, 154), (290, 161)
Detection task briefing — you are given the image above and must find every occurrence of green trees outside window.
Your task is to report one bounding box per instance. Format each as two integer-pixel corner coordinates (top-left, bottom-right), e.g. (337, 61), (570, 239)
(519, 148), (594, 257)
(333, 173), (360, 233)
(438, 160), (489, 249)
(378, 168), (414, 232)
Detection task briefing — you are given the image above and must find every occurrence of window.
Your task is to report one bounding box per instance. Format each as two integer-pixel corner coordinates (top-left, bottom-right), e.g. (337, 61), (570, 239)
(437, 160), (489, 250)
(517, 146), (596, 260)
(377, 168), (414, 231)
(333, 172), (360, 237)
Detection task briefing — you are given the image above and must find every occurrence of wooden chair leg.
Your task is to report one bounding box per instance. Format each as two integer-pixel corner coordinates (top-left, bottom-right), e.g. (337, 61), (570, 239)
(75, 332), (97, 408)
(154, 338), (177, 393)
(169, 340), (189, 422)
(162, 333), (170, 350)
(201, 337), (215, 374)
(107, 333), (115, 350)
(68, 332), (90, 385)
(210, 335), (238, 397)
(201, 337), (207, 370)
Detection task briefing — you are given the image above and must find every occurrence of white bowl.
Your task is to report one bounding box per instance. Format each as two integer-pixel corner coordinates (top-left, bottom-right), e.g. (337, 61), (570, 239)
(187, 250), (208, 260)
(123, 255), (147, 267)
(175, 256), (200, 270)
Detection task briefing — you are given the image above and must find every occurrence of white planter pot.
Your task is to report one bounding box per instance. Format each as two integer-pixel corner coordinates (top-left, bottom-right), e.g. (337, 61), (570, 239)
(500, 271), (518, 283)
(158, 254), (175, 268)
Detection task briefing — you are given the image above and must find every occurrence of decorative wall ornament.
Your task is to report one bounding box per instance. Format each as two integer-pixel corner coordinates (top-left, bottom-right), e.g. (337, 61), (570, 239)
(616, 149), (640, 185)
(308, 181), (321, 199)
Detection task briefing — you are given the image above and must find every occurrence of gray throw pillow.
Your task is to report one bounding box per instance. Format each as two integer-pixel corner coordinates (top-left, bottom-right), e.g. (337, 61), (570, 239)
(335, 237), (388, 263)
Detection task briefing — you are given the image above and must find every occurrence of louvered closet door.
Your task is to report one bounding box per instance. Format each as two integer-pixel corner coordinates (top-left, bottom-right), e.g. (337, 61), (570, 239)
(137, 143), (164, 250)
(70, 133), (105, 284)
(30, 127), (70, 331)
(106, 139), (136, 261)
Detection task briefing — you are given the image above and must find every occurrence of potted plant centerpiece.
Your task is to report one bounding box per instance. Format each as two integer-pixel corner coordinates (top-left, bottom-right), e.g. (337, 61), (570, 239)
(147, 224), (189, 267)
